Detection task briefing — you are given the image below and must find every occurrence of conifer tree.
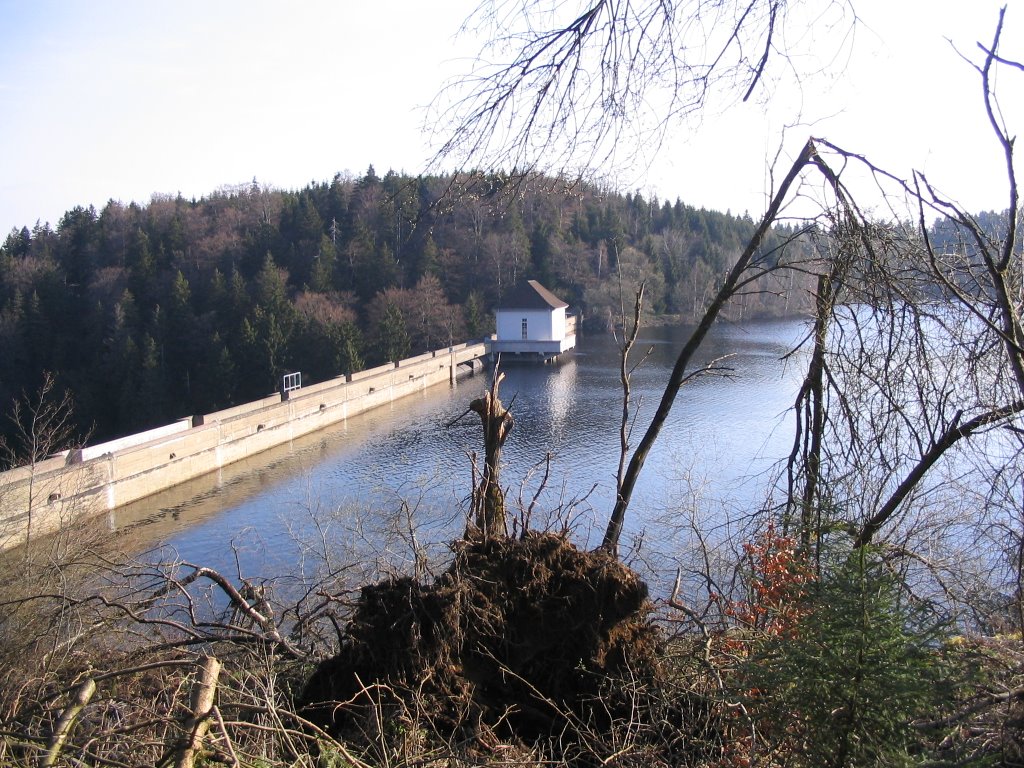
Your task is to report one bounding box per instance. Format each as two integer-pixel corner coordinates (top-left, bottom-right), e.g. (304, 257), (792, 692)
(742, 547), (948, 767)
(376, 301), (410, 363)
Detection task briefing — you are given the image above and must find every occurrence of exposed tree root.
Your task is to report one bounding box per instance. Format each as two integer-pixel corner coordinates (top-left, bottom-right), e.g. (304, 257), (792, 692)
(299, 531), (708, 761)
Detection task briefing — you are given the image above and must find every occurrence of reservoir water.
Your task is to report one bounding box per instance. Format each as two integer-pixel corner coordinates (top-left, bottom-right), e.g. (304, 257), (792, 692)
(114, 317), (809, 590)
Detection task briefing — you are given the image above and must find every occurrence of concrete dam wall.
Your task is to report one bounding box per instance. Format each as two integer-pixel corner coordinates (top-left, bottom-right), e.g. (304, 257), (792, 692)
(0, 342), (488, 550)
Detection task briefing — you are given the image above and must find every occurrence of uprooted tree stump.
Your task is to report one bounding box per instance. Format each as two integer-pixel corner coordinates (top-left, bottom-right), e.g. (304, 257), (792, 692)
(298, 532), (684, 755)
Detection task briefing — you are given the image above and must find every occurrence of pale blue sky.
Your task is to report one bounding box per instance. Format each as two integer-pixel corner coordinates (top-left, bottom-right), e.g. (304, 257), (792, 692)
(0, 1), (1020, 235)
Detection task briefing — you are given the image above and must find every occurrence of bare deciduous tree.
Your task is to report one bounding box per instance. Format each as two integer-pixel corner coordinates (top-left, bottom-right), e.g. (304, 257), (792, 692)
(1, 372), (87, 550)
(431, 0), (855, 184)
(603, 138), (821, 554)
(436, 1), (1024, 646)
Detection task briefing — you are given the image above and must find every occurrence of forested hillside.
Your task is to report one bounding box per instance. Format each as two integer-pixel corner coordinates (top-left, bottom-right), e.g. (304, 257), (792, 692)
(0, 168), (803, 446)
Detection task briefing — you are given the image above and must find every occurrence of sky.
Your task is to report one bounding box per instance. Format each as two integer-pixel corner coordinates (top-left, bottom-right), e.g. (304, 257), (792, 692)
(0, 0), (1021, 236)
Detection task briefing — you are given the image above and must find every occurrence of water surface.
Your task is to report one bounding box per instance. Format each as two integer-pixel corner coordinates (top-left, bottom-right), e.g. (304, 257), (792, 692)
(114, 317), (809, 586)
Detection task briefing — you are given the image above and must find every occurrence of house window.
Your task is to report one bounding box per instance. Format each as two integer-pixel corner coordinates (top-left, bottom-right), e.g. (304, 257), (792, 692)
(521, 318), (528, 339)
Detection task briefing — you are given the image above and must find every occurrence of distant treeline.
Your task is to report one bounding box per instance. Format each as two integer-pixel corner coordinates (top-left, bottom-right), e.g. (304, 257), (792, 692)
(0, 168), (807, 446)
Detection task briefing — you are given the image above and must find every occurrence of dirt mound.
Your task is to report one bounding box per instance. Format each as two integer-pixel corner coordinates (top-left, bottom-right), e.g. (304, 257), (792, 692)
(299, 531), (674, 752)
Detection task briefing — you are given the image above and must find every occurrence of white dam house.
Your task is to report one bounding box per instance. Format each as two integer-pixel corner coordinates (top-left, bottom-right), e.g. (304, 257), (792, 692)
(491, 280), (577, 361)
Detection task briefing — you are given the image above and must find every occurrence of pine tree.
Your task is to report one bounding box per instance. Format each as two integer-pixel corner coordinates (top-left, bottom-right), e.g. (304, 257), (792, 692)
(135, 333), (169, 429)
(741, 547), (948, 767)
(338, 321), (363, 376)
(464, 290), (484, 339)
(376, 301), (410, 363)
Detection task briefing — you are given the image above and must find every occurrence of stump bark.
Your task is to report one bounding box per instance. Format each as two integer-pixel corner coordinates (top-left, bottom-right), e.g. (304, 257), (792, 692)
(469, 371), (513, 538)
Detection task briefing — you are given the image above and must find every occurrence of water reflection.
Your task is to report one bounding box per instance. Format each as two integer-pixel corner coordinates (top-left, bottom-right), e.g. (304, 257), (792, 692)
(113, 317), (809, 587)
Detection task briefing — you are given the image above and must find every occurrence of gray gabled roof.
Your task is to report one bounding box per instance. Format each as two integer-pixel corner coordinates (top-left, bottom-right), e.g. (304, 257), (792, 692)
(497, 280), (568, 311)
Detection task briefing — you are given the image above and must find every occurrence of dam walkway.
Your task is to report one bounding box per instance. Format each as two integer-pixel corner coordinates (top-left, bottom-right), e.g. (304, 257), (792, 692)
(0, 341), (489, 550)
